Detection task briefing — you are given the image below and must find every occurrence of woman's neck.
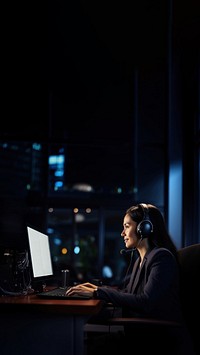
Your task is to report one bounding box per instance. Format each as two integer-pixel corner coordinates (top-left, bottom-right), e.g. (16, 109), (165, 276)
(137, 238), (152, 262)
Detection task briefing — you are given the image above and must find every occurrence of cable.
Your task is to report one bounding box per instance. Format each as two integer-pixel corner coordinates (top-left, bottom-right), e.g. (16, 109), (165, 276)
(0, 249), (32, 296)
(0, 285), (27, 296)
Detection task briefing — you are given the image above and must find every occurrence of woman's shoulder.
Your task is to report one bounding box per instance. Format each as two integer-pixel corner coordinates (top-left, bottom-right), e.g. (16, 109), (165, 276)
(146, 247), (179, 274)
(148, 247), (176, 260)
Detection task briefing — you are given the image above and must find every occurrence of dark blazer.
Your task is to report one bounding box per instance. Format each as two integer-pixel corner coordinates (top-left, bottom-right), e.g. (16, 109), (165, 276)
(92, 247), (196, 354)
(97, 247), (183, 323)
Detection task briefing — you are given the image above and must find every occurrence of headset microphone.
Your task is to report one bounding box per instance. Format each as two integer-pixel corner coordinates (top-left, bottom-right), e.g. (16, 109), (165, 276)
(120, 237), (143, 255)
(120, 248), (135, 255)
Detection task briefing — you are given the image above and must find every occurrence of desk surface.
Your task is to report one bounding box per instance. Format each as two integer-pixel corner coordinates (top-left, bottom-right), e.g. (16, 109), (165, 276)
(0, 292), (104, 355)
(0, 292), (103, 315)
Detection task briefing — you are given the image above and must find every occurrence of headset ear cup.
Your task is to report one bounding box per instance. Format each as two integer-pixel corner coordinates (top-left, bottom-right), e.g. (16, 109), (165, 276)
(137, 220), (153, 238)
(137, 203), (153, 238)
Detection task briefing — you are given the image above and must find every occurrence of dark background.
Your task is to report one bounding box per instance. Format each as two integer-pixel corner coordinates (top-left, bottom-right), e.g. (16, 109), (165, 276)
(0, 0), (199, 286)
(1, 0), (199, 189)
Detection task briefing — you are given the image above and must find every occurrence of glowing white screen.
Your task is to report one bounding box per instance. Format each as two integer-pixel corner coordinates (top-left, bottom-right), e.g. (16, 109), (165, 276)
(27, 226), (53, 278)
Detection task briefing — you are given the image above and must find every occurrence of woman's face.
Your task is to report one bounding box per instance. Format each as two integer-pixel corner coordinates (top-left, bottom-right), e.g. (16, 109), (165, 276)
(121, 213), (139, 249)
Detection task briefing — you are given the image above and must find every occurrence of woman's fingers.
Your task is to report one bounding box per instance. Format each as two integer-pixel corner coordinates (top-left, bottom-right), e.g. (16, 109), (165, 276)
(66, 282), (98, 295)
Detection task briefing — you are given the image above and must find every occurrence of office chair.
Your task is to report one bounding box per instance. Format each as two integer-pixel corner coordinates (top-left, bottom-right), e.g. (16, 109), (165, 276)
(84, 243), (200, 354)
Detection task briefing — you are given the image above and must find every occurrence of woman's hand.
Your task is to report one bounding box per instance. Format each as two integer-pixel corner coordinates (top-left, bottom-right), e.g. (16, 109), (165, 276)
(66, 282), (97, 297)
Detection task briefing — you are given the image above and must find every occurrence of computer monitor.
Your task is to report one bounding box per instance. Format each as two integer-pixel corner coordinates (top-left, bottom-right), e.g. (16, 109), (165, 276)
(27, 226), (54, 288)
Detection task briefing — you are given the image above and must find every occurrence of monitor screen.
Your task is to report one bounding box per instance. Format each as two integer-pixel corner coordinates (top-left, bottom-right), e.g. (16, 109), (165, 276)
(27, 226), (53, 279)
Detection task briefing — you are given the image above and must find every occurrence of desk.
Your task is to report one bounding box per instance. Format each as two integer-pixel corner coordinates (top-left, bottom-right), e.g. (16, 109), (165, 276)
(0, 293), (103, 355)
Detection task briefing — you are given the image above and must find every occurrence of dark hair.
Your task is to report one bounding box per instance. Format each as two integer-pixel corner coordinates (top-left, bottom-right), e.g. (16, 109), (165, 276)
(126, 203), (178, 259)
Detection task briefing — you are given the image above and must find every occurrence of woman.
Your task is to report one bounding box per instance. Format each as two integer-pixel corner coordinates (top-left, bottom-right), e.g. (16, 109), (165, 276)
(66, 203), (195, 354)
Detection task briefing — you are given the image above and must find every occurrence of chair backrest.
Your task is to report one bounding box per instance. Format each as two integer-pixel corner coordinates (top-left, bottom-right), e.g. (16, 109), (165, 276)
(178, 243), (200, 354)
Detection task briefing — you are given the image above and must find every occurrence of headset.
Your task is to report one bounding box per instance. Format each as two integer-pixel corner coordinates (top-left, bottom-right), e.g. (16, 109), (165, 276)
(136, 203), (153, 238)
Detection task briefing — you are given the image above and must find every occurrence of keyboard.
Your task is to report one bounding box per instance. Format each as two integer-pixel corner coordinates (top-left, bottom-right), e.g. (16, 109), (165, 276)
(36, 287), (92, 300)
